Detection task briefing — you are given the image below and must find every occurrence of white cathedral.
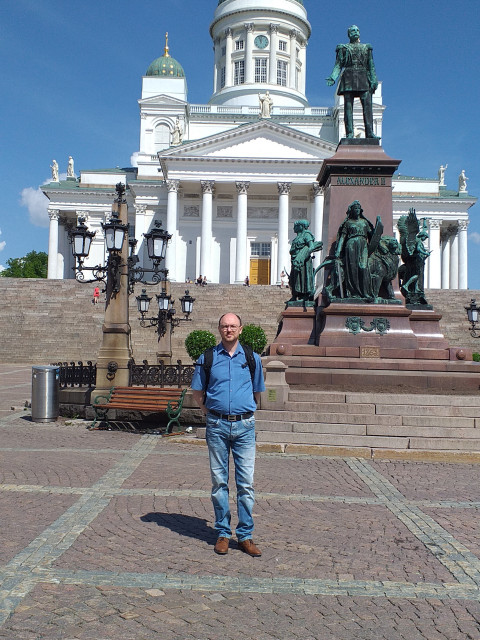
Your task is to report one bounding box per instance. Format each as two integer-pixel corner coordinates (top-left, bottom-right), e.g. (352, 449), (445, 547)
(44, 0), (475, 288)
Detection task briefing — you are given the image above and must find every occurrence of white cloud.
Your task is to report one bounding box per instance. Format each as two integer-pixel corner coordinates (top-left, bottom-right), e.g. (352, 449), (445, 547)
(130, 151), (139, 167)
(0, 228), (5, 252)
(469, 232), (480, 245)
(20, 186), (49, 227)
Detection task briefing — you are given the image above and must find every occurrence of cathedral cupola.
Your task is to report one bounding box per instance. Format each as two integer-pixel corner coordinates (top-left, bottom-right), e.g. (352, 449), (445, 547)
(209, 0), (311, 107)
(146, 32), (186, 78)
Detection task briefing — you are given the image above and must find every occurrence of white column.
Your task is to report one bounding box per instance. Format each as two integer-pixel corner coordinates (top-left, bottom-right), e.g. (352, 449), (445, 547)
(57, 222), (67, 279)
(134, 204), (147, 267)
(289, 30), (297, 89)
(213, 37), (221, 93)
(245, 23), (254, 84)
(269, 24), (278, 84)
(299, 39), (307, 95)
(47, 209), (60, 279)
(312, 184), (324, 289)
(312, 183), (324, 244)
(441, 229), (450, 289)
(166, 180), (180, 281)
(200, 181), (214, 281)
(270, 234), (278, 285)
(450, 225), (459, 289)
(225, 28), (233, 88)
(277, 182), (291, 284)
(458, 219), (469, 289)
(427, 219), (441, 289)
(235, 181), (250, 283)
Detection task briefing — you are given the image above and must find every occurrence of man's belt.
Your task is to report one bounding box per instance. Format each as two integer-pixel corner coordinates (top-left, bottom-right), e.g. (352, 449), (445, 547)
(208, 409), (254, 422)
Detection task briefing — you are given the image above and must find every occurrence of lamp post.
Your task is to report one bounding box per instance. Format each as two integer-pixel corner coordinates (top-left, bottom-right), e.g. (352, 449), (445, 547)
(136, 288), (195, 338)
(68, 182), (190, 395)
(465, 299), (480, 338)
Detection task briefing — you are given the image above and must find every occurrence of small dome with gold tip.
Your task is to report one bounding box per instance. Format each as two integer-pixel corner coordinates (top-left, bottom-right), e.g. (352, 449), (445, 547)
(146, 33), (185, 77)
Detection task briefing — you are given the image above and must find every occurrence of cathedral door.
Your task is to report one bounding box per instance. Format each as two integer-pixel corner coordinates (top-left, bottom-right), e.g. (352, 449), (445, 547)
(249, 258), (271, 285)
(249, 241), (271, 285)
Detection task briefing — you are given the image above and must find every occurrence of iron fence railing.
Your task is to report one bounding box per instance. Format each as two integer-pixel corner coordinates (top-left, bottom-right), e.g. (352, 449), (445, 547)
(128, 359), (195, 388)
(52, 359), (195, 389)
(51, 361), (97, 389)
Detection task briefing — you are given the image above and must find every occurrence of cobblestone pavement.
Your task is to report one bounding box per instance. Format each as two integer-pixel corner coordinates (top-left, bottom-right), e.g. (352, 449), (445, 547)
(1, 366), (480, 638)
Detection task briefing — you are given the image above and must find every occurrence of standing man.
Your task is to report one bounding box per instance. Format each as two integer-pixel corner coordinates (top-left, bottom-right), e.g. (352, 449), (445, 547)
(326, 25), (379, 139)
(191, 313), (265, 556)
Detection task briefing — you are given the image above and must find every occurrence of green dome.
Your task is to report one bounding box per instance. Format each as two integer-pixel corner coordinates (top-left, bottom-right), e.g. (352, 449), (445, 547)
(146, 55), (185, 77)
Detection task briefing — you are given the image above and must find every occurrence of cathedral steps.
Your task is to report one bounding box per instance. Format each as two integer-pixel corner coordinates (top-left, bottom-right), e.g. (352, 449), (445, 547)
(254, 389), (480, 455)
(0, 278), (478, 364)
(2, 278), (480, 454)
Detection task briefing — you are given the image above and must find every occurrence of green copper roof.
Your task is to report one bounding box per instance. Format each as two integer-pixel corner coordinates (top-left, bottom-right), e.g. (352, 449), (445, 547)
(146, 55), (185, 77)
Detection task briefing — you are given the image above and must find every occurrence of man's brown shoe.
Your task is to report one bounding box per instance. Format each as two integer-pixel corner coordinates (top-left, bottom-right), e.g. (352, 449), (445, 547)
(238, 539), (262, 557)
(214, 537), (230, 555)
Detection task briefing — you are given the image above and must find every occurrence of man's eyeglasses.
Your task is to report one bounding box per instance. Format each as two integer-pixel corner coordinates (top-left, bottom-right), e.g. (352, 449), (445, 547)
(220, 325), (240, 330)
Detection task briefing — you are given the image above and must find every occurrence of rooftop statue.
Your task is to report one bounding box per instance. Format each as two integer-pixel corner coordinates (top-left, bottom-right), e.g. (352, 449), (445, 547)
(259, 91), (273, 118)
(326, 25), (379, 139)
(458, 169), (468, 192)
(287, 219), (323, 306)
(172, 117), (183, 146)
(397, 208), (432, 307)
(50, 159), (59, 182)
(67, 156), (74, 178)
(438, 164), (448, 186)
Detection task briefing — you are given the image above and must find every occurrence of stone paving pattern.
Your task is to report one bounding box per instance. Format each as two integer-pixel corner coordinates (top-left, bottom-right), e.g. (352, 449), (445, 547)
(1, 366), (480, 639)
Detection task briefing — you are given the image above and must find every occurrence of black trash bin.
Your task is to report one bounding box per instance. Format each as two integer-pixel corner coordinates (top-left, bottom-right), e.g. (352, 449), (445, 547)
(31, 366), (60, 423)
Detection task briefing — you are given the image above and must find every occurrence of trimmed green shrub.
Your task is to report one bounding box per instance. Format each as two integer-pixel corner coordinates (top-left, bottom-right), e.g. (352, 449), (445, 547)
(473, 353), (480, 362)
(185, 330), (216, 361)
(240, 324), (267, 354)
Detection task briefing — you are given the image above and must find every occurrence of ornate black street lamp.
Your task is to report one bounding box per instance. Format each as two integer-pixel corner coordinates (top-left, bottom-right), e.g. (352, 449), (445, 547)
(69, 183), (171, 294)
(465, 299), (480, 337)
(136, 288), (195, 338)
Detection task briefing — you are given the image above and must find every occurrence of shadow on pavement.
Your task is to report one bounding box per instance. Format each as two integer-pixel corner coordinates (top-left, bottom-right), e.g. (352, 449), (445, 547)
(141, 512), (216, 544)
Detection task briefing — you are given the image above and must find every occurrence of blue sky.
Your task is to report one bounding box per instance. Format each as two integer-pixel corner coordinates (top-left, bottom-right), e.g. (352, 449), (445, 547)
(1, 0), (479, 284)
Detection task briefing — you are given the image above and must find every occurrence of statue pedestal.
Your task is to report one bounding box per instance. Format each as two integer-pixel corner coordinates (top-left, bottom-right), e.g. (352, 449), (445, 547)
(266, 140), (474, 391)
(273, 307), (316, 346)
(317, 139), (401, 254)
(317, 302), (418, 356)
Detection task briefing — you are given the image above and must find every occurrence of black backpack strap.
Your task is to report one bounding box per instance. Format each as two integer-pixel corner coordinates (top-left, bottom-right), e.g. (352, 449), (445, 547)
(241, 344), (257, 385)
(201, 346), (214, 401)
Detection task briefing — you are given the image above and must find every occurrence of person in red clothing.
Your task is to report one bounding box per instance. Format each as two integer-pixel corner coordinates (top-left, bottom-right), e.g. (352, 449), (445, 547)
(93, 287), (100, 304)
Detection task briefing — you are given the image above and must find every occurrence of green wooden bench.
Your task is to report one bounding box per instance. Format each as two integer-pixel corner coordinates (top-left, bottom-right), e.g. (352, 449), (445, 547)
(90, 386), (187, 433)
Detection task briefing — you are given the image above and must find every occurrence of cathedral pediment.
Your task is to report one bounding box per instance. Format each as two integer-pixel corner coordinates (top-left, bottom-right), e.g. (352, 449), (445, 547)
(159, 120), (335, 161)
(139, 94), (188, 107)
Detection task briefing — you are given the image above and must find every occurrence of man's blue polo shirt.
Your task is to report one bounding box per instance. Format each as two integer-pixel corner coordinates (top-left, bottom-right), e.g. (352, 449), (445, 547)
(191, 343), (265, 415)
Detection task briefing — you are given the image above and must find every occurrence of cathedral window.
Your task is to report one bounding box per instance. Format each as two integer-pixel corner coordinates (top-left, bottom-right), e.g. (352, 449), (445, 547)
(235, 39), (244, 51)
(251, 242), (271, 257)
(277, 60), (287, 86)
(220, 67), (226, 88)
(279, 40), (287, 52)
(234, 60), (245, 85)
(154, 124), (170, 151)
(255, 58), (267, 83)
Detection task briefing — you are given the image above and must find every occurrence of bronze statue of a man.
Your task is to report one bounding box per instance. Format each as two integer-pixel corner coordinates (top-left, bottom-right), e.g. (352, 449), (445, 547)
(326, 25), (379, 139)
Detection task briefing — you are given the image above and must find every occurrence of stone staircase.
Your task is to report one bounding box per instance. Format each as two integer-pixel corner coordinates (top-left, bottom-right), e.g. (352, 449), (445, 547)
(2, 278), (480, 454)
(255, 389), (480, 457)
(0, 278), (289, 364)
(0, 278), (478, 365)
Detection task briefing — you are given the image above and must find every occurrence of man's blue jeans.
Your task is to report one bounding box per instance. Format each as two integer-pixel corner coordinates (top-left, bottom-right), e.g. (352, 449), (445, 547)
(205, 413), (256, 541)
